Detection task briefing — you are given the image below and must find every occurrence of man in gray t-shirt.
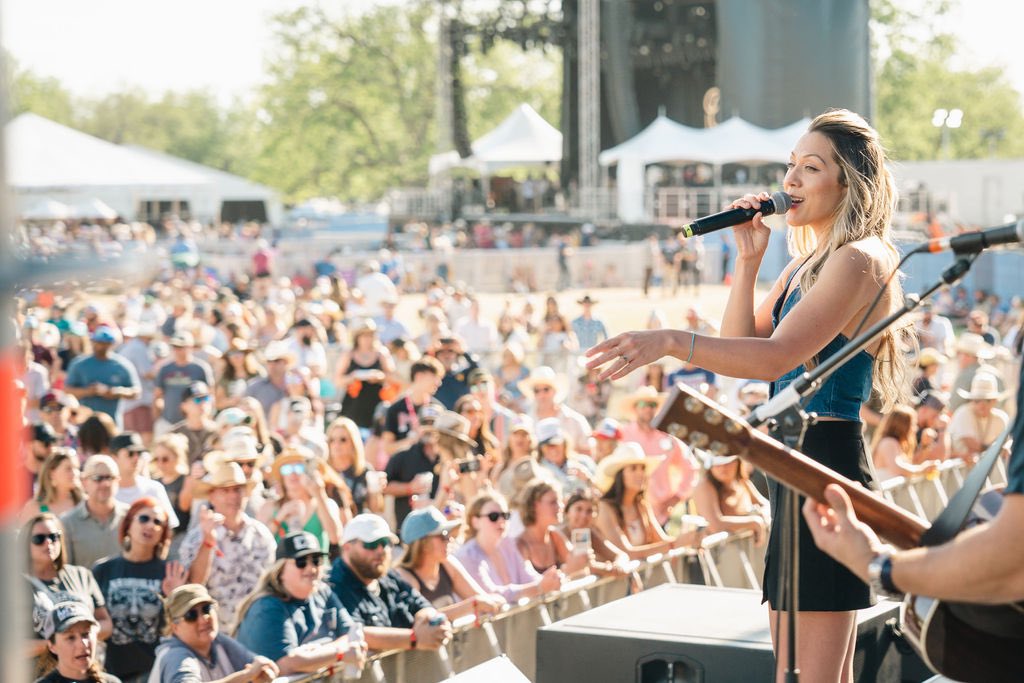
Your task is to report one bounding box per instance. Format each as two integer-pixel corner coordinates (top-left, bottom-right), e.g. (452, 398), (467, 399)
(155, 332), (213, 426)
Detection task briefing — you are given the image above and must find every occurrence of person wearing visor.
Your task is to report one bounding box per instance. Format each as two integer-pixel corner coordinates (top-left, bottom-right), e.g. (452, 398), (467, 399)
(234, 532), (366, 677)
(150, 584), (278, 683)
(36, 601), (119, 683)
(329, 514), (452, 651)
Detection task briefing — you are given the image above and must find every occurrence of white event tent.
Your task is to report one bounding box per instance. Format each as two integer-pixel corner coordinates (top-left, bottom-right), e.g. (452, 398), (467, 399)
(6, 113), (282, 224)
(429, 103), (562, 176)
(600, 115), (811, 221)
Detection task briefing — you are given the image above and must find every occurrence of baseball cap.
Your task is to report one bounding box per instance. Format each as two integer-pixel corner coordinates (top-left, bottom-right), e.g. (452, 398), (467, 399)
(110, 431), (146, 453)
(400, 506), (461, 545)
(277, 531), (327, 560)
(593, 417), (623, 441)
(342, 513), (399, 545)
(215, 407), (251, 429)
(164, 584), (217, 622)
(40, 391), (77, 411)
(914, 390), (949, 411)
(183, 381), (211, 401)
(90, 325), (118, 344)
(535, 417), (565, 446)
(29, 422), (58, 445)
(40, 601), (99, 640)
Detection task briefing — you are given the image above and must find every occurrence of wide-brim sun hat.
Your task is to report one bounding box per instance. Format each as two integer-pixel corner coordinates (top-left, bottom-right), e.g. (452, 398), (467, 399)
(193, 461), (257, 499)
(269, 446), (345, 489)
(956, 372), (1008, 401)
(594, 442), (665, 493)
(519, 366), (567, 401)
(615, 385), (666, 419)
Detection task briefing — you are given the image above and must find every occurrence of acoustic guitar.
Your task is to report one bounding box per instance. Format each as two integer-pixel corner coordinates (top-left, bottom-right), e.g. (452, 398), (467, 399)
(653, 382), (1024, 683)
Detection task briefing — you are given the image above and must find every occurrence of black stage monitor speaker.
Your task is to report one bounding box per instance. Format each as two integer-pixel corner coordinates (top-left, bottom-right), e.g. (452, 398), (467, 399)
(449, 655), (531, 683)
(537, 584), (917, 683)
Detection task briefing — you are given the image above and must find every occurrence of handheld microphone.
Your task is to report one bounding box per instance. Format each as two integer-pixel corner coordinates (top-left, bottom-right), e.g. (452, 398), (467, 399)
(914, 218), (1024, 255)
(679, 191), (792, 238)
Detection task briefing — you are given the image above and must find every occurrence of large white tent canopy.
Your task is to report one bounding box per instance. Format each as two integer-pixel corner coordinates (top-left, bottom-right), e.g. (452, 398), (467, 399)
(601, 115), (811, 220)
(429, 103), (562, 176)
(6, 113), (282, 224)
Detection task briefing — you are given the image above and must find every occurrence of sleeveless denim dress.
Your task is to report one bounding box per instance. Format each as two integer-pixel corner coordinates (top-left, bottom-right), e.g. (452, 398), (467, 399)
(762, 262), (875, 611)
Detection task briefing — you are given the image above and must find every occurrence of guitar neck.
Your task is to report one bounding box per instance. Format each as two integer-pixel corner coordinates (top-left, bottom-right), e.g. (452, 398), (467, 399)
(655, 384), (929, 549)
(741, 425), (927, 549)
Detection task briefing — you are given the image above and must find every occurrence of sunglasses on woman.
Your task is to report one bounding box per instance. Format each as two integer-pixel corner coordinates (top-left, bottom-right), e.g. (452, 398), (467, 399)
(478, 511), (511, 523)
(30, 532), (62, 545)
(136, 514), (166, 527)
(181, 603), (215, 623)
(280, 463), (306, 476)
(294, 554), (325, 569)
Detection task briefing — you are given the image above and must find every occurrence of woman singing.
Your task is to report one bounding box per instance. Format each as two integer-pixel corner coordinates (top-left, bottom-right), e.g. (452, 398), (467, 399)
(588, 109), (907, 682)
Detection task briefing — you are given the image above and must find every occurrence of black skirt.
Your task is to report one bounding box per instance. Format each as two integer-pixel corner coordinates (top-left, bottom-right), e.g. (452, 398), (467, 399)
(762, 420), (874, 612)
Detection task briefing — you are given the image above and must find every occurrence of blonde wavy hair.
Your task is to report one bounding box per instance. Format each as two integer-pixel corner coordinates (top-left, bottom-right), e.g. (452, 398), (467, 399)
(787, 108), (909, 410)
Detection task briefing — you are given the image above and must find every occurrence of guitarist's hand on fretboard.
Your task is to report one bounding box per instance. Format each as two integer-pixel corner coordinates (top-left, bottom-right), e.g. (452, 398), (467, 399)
(802, 483), (890, 584)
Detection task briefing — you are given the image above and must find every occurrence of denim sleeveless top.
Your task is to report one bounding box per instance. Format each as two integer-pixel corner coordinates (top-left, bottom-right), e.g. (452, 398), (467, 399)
(769, 263), (873, 421)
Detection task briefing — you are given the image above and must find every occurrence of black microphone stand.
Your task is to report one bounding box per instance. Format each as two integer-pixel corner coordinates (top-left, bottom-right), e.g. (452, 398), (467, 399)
(746, 255), (976, 683)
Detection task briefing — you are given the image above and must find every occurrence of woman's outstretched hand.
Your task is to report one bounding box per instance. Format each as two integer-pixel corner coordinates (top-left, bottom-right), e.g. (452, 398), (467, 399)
(585, 330), (673, 381)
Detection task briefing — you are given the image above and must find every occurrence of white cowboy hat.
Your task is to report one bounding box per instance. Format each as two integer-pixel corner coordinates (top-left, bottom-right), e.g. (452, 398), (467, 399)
(956, 372), (1007, 401)
(614, 385), (666, 419)
(519, 366), (568, 401)
(193, 461), (257, 499)
(594, 442), (664, 493)
(955, 333), (996, 360)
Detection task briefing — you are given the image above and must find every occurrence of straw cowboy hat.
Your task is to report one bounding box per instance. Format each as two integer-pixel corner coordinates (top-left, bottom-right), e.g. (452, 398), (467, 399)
(594, 442), (665, 493)
(269, 446), (345, 489)
(423, 410), (478, 448)
(202, 427), (269, 472)
(955, 333), (996, 360)
(916, 347), (949, 368)
(194, 461), (257, 499)
(615, 385), (667, 419)
(519, 366), (568, 401)
(956, 372), (1007, 401)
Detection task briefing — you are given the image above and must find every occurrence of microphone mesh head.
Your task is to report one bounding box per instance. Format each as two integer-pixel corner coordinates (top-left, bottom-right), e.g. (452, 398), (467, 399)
(768, 191), (792, 216)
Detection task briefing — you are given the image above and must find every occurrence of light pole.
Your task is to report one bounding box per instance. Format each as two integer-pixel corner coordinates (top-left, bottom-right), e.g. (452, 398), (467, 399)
(932, 107), (963, 159)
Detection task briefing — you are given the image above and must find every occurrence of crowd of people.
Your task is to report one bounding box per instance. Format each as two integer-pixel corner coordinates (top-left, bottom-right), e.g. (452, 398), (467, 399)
(13, 221), (1023, 682)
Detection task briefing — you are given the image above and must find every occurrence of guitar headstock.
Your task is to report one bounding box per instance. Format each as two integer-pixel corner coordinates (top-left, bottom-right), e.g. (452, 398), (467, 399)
(653, 382), (755, 458)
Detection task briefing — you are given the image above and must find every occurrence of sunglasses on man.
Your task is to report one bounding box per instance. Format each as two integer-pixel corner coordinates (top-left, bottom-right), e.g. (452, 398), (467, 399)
(361, 538), (393, 551)
(87, 474), (118, 483)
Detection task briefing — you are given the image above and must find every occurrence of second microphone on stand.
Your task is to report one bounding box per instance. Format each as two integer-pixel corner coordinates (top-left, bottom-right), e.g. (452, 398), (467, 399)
(678, 191), (792, 238)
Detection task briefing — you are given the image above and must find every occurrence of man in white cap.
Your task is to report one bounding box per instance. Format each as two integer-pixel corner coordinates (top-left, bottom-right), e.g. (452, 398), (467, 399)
(523, 365), (593, 456)
(618, 386), (701, 527)
(948, 372), (1011, 463)
(61, 454), (130, 569)
(179, 461), (277, 633)
(245, 341), (292, 416)
(329, 514), (452, 652)
(373, 295), (410, 345)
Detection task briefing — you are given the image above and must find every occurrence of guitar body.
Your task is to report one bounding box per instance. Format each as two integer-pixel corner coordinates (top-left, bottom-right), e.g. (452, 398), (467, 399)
(901, 595), (1024, 683)
(653, 382), (1024, 681)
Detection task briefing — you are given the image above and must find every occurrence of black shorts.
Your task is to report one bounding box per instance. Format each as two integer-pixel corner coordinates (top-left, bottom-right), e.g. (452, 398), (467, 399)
(762, 420), (874, 612)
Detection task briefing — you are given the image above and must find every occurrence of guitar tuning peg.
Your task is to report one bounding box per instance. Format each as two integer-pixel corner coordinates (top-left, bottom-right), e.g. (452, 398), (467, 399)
(684, 397), (702, 413)
(687, 432), (710, 449)
(725, 419), (744, 435)
(703, 409), (723, 426)
(709, 441), (729, 456)
(666, 422), (689, 440)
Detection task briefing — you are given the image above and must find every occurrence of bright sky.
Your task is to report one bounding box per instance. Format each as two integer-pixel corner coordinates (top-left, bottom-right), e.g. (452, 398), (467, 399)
(2, 0), (1023, 106)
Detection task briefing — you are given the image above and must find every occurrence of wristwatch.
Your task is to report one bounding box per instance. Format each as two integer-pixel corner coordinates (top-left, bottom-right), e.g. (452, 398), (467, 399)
(867, 551), (902, 599)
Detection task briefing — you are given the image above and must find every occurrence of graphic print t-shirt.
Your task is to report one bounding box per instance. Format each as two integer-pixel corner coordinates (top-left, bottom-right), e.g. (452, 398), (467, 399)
(92, 556), (165, 678)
